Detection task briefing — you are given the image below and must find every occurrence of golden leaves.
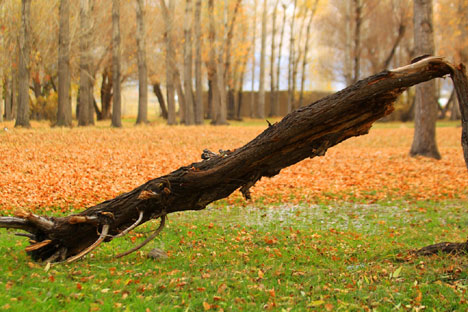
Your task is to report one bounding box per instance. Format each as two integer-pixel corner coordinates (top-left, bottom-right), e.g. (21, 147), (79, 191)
(0, 125), (466, 213)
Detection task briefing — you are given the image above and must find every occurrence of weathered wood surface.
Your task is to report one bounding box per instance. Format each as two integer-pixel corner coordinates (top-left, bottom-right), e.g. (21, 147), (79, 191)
(1, 57), (467, 262)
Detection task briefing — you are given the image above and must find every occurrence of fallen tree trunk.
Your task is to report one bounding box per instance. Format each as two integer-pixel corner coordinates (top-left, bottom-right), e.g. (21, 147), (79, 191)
(1, 57), (467, 263)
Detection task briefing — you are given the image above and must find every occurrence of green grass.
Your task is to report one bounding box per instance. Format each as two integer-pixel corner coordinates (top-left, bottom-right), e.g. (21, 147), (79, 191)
(1, 199), (467, 311)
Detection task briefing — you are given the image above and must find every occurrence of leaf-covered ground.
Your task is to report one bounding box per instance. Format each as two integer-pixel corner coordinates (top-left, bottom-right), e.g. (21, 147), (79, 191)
(0, 121), (466, 212)
(0, 121), (467, 311)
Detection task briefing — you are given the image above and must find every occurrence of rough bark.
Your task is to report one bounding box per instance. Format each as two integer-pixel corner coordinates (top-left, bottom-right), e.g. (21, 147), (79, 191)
(111, 0), (122, 128)
(257, 0), (267, 119)
(160, 0), (176, 125)
(15, 0), (31, 128)
(56, 0), (72, 127)
(410, 0), (440, 159)
(100, 68), (113, 120)
(194, 0), (203, 125)
(183, 0), (195, 125)
(153, 83), (168, 119)
(1, 57), (464, 263)
(78, 0), (91, 126)
(136, 0), (149, 125)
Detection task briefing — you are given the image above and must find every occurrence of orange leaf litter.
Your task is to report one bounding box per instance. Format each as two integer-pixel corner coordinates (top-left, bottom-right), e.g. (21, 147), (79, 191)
(0, 124), (466, 212)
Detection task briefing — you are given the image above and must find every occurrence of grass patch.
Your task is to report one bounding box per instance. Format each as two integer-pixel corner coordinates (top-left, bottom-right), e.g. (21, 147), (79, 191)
(1, 200), (467, 311)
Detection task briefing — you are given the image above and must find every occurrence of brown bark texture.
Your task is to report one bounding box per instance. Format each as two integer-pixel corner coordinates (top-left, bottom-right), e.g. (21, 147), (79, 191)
(410, 0), (440, 159)
(57, 0), (72, 127)
(15, 0), (31, 128)
(1, 57), (467, 263)
(111, 0), (122, 128)
(136, 0), (149, 125)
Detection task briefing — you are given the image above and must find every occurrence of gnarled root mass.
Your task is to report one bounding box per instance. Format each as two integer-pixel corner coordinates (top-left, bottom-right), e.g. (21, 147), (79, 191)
(1, 57), (467, 263)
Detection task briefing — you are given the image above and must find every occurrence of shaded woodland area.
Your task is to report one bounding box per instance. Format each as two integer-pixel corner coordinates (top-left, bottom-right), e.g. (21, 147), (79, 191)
(0, 0), (466, 127)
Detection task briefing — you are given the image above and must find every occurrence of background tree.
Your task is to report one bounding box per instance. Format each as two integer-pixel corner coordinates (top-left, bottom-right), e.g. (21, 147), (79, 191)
(135, 0), (148, 125)
(410, 0), (440, 159)
(193, 0), (203, 124)
(15, 0), (31, 128)
(111, 0), (122, 128)
(56, 0), (72, 127)
(183, 0), (195, 125)
(257, 0), (267, 119)
(78, 0), (91, 126)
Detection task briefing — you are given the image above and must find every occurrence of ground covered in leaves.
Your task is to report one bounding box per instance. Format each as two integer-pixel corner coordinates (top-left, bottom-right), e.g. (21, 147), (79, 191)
(0, 120), (467, 311)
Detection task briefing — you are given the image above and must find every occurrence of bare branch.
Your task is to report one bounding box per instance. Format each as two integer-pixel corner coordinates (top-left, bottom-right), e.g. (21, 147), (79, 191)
(66, 224), (109, 263)
(115, 215), (166, 259)
(113, 211), (144, 238)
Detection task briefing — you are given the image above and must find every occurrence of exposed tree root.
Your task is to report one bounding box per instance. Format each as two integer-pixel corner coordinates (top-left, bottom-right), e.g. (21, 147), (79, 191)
(414, 241), (468, 256)
(0, 56), (466, 263)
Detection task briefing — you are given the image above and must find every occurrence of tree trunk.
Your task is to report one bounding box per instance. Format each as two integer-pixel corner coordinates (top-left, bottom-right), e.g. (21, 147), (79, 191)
(136, 0), (149, 125)
(111, 0), (122, 128)
(1, 57), (464, 263)
(15, 0), (31, 128)
(273, 4), (287, 117)
(56, 0), (72, 127)
(153, 83), (168, 119)
(410, 0), (440, 159)
(100, 68), (113, 120)
(78, 0), (91, 126)
(268, 0), (279, 117)
(183, 0), (195, 125)
(257, 0), (267, 119)
(194, 0), (203, 124)
(249, 0), (257, 119)
(160, 0), (176, 125)
(4, 76), (11, 120)
(298, 1), (319, 108)
(287, 0), (297, 114)
(224, 0), (242, 121)
(352, 0), (362, 83)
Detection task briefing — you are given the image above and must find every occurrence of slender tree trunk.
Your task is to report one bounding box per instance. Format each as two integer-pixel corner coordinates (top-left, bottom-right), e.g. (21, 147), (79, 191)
(410, 0), (440, 159)
(287, 0), (297, 114)
(194, 0), (203, 124)
(4, 76), (11, 120)
(268, 0), (279, 117)
(450, 94), (461, 120)
(214, 0), (228, 125)
(153, 83), (168, 119)
(183, 0), (195, 125)
(100, 68), (112, 120)
(56, 0), (72, 127)
(207, 0), (219, 124)
(224, 0), (242, 121)
(136, 0), (148, 124)
(15, 0), (31, 128)
(160, 0), (176, 125)
(111, 0), (122, 128)
(78, 0), (90, 126)
(0, 81), (3, 123)
(298, 1), (319, 108)
(344, 1), (353, 86)
(249, 0), (257, 118)
(274, 4), (287, 117)
(352, 0), (362, 83)
(257, 0), (267, 119)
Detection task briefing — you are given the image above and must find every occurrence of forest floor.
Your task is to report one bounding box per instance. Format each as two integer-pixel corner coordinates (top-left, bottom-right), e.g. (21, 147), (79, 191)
(0, 120), (467, 311)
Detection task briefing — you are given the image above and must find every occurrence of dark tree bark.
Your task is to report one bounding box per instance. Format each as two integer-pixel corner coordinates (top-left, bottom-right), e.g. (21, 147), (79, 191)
(15, 0), (31, 128)
(111, 0), (122, 128)
(153, 83), (168, 119)
(1, 58), (466, 263)
(410, 0), (440, 159)
(57, 0), (72, 127)
(136, 0), (149, 125)
(100, 68), (113, 120)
